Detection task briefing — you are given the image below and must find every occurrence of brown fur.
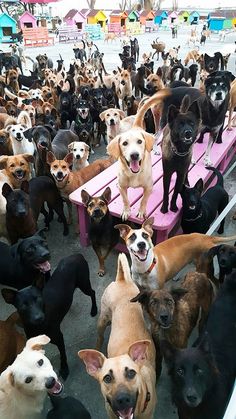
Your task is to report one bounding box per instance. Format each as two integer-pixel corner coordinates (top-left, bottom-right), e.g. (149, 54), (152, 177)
(6, 69), (19, 95)
(0, 312), (26, 374)
(0, 153), (33, 188)
(184, 50), (201, 66)
(0, 129), (13, 156)
(228, 79), (236, 130)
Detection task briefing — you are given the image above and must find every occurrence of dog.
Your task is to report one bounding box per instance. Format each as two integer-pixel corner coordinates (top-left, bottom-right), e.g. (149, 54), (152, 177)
(161, 270), (236, 419)
(47, 396), (91, 419)
(117, 67), (132, 109)
(0, 312), (26, 374)
(81, 187), (120, 276)
(140, 72), (164, 96)
(131, 271), (214, 377)
(0, 128), (13, 155)
(2, 253), (97, 379)
(33, 54), (53, 78)
(0, 335), (63, 419)
(130, 37), (139, 63)
(6, 111), (35, 157)
(51, 129), (79, 160)
(204, 52), (224, 73)
(0, 229), (50, 288)
(0, 153), (34, 188)
(73, 98), (94, 148)
(79, 254), (157, 419)
(181, 166), (229, 234)
(68, 141), (90, 171)
(124, 95), (140, 116)
(198, 71), (234, 166)
(99, 108), (135, 143)
(104, 32), (116, 42)
(115, 217), (236, 290)
(228, 78), (236, 130)
(207, 244), (236, 283)
(184, 49), (201, 66)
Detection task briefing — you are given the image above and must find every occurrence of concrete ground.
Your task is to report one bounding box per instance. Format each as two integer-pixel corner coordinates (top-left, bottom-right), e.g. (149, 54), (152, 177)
(0, 24), (236, 418)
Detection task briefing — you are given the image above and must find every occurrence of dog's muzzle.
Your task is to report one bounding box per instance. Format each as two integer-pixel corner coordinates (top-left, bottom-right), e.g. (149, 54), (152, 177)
(131, 243), (149, 261)
(127, 153), (141, 174)
(55, 171), (66, 182)
(46, 377), (64, 396)
(13, 169), (25, 180)
(109, 119), (116, 126)
(109, 390), (137, 419)
(121, 80), (126, 86)
(184, 130), (193, 143)
(16, 133), (23, 141)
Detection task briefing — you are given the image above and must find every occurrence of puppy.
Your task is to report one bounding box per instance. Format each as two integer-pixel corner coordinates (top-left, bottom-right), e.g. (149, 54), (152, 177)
(181, 166), (229, 234)
(68, 141), (90, 171)
(79, 254), (157, 419)
(0, 335), (63, 419)
(81, 187), (119, 276)
(115, 217), (236, 289)
(131, 272), (213, 376)
(99, 108), (135, 143)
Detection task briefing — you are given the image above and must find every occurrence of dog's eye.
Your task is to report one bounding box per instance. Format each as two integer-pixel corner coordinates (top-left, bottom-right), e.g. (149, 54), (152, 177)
(25, 376), (33, 383)
(137, 139), (142, 144)
(10, 163), (15, 168)
(107, 113), (110, 117)
(88, 202), (94, 208)
(103, 374), (112, 384)
(177, 368), (184, 376)
(122, 141), (128, 146)
(20, 162), (25, 166)
(114, 113), (117, 116)
(129, 233), (136, 241)
(37, 359), (44, 367)
(62, 165), (67, 169)
(142, 232), (149, 240)
(127, 369), (136, 379)
(53, 165), (58, 169)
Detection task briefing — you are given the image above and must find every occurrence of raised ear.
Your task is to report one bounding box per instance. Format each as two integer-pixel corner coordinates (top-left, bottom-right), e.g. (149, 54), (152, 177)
(46, 151), (56, 165)
(188, 99), (201, 121)
(0, 156), (8, 170)
(22, 153), (34, 164)
(117, 109), (126, 119)
(142, 132), (154, 152)
(194, 178), (203, 194)
(64, 152), (73, 166)
(81, 189), (91, 206)
(114, 224), (131, 240)
(68, 142), (74, 152)
(130, 290), (150, 306)
(78, 349), (106, 378)
(160, 339), (177, 371)
(156, 67), (162, 78)
(128, 340), (150, 363)
(8, 372), (15, 387)
(26, 335), (50, 351)
(21, 180), (29, 194)
(107, 136), (121, 160)
(1, 288), (17, 304)
(101, 186), (111, 203)
(2, 182), (13, 198)
(142, 217), (154, 237)
(118, 66), (122, 73)
(170, 288), (188, 301)
(167, 104), (179, 125)
(99, 110), (107, 121)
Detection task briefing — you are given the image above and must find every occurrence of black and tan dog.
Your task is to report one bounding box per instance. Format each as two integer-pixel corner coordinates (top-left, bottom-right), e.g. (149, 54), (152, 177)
(81, 187), (119, 276)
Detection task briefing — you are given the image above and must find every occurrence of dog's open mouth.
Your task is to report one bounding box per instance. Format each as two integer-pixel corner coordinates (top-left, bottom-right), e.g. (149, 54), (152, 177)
(13, 171), (25, 180)
(115, 408), (134, 419)
(47, 379), (63, 396)
(189, 205), (196, 210)
(53, 173), (67, 183)
(35, 260), (51, 273)
(127, 159), (141, 174)
(131, 248), (149, 261)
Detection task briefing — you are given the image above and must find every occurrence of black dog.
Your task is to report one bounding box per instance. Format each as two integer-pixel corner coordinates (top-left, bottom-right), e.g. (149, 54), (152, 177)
(74, 98), (94, 148)
(0, 52), (23, 75)
(130, 37), (139, 63)
(73, 40), (87, 62)
(181, 166), (229, 234)
(47, 396), (91, 419)
(81, 187), (119, 277)
(0, 230), (50, 289)
(207, 244), (236, 283)
(89, 88), (107, 146)
(10, 30), (23, 43)
(57, 77), (76, 128)
(204, 52), (225, 73)
(161, 270), (236, 419)
(2, 253), (97, 380)
(18, 69), (41, 89)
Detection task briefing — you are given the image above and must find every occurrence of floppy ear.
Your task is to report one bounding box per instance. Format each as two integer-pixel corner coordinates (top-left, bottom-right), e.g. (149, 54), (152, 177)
(142, 217), (154, 237)
(101, 186), (111, 203)
(0, 156), (8, 170)
(128, 340), (150, 363)
(22, 153), (34, 164)
(207, 245), (221, 259)
(194, 178), (203, 194)
(64, 152), (73, 166)
(26, 335), (50, 351)
(117, 109), (126, 119)
(188, 99), (201, 122)
(167, 104), (179, 125)
(107, 136), (121, 159)
(170, 288), (188, 301)
(99, 110), (107, 121)
(46, 151), (56, 165)
(1, 288), (17, 305)
(143, 132), (154, 152)
(81, 189), (91, 206)
(78, 349), (106, 378)
(130, 289), (150, 306)
(114, 224), (131, 240)
(21, 180), (29, 194)
(2, 182), (13, 198)
(160, 339), (178, 371)
(68, 142), (74, 152)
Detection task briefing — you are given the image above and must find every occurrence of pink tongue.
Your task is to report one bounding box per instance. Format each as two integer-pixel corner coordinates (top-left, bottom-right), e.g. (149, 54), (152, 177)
(117, 408), (133, 419)
(47, 380), (63, 395)
(36, 261), (51, 273)
(130, 160), (140, 173)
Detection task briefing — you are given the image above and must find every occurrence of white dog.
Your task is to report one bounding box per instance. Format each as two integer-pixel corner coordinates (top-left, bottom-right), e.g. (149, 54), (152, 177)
(6, 111), (35, 156)
(68, 141), (90, 171)
(0, 335), (63, 419)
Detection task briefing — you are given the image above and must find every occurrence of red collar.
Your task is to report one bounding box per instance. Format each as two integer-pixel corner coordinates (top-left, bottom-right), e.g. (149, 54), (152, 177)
(145, 257), (157, 275)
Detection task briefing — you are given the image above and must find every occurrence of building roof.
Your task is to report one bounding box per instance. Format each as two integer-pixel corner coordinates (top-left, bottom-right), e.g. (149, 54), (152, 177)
(154, 10), (168, 17)
(0, 12), (16, 23)
(64, 9), (78, 20)
(80, 9), (90, 16)
(87, 9), (107, 18)
(140, 10), (153, 17)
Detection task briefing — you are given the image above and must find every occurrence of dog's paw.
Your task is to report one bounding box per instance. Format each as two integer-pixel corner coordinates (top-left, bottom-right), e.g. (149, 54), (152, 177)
(98, 269), (105, 277)
(227, 126), (233, 131)
(90, 303), (98, 317)
(204, 157), (212, 167)
(160, 204), (168, 214)
(121, 208), (130, 221)
(170, 203), (178, 212)
(137, 209), (146, 219)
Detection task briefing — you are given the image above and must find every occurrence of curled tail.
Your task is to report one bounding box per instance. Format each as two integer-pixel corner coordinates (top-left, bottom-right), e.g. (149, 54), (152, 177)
(17, 110), (32, 128)
(206, 166), (224, 187)
(212, 234), (236, 244)
(116, 253), (133, 283)
(133, 88), (170, 128)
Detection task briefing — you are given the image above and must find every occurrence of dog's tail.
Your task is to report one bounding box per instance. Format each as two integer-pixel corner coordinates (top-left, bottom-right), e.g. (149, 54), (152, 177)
(133, 88), (170, 128)
(116, 253), (133, 283)
(4, 87), (18, 100)
(214, 52), (224, 70)
(211, 234), (236, 244)
(206, 166), (224, 187)
(17, 110), (32, 128)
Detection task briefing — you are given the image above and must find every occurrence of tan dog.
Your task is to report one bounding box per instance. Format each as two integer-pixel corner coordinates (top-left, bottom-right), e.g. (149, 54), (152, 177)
(117, 67), (132, 109)
(0, 312), (26, 374)
(104, 32), (116, 42)
(68, 141), (90, 171)
(79, 254), (157, 419)
(184, 49), (201, 66)
(107, 89), (169, 220)
(115, 217), (236, 290)
(47, 151), (112, 223)
(100, 108), (135, 143)
(228, 78), (236, 130)
(146, 73), (164, 93)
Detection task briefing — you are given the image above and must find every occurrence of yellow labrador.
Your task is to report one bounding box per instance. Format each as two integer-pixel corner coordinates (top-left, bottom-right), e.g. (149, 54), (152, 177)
(100, 108), (135, 143)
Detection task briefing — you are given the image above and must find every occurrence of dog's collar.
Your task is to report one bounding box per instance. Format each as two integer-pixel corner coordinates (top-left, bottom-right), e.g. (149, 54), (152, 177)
(184, 211), (203, 222)
(171, 145), (192, 157)
(141, 390), (151, 413)
(145, 257), (157, 274)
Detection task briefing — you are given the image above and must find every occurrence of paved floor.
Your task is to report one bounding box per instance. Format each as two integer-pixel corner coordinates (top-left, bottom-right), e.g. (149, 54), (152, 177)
(0, 25), (236, 418)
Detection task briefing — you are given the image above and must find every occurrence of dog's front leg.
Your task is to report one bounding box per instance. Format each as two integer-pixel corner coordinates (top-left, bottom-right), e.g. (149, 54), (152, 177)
(204, 133), (216, 166)
(215, 123), (224, 144)
(96, 307), (111, 350)
(93, 244), (106, 277)
(161, 162), (172, 213)
(52, 330), (69, 380)
(119, 186), (131, 221)
(138, 185), (152, 219)
(66, 199), (73, 224)
(170, 171), (186, 212)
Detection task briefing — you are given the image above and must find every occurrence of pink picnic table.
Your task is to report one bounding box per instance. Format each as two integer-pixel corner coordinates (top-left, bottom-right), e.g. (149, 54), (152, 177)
(70, 122), (236, 248)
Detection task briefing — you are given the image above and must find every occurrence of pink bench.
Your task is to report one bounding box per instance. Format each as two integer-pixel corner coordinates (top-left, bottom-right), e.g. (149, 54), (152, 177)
(70, 120), (236, 247)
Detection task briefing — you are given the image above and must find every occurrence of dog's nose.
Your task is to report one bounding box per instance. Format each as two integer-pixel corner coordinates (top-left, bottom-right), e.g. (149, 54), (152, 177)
(57, 171), (64, 179)
(33, 313), (45, 324)
(16, 133), (22, 139)
(15, 169), (23, 176)
(76, 154), (81, 159)
(45, 377), (56, 389)
(18, 208), (27, 216)
(121, 80), (126, 85)
(184, 130), (192, 140)
(160, 314), (168, 322)
(137, 241), (146, 250)
(216, 91), (222, 99)
(186, 393), (198, 405)
(110, 118), (115, 125)
(39, 140), (48, 148)
(130, 153), (139, 161)
(115, 392), (132, 409)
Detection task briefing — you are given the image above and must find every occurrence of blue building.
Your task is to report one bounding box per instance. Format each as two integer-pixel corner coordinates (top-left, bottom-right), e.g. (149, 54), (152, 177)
(154, 10), (168, 25)
(189, 11), (200, 25)
(0, 13), (17, 42)
(208, 11), (225, 30)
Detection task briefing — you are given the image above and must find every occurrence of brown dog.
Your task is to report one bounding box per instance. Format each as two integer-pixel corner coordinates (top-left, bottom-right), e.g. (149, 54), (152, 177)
(115, 217), (236, 290)
(0, 312), (26, 374)
(184, 49), (201, 66)
(79, 254), (157, 419)
(0, 153), (33, 188)
(0, 129), (13, 155)
(131, 271), (214, 375)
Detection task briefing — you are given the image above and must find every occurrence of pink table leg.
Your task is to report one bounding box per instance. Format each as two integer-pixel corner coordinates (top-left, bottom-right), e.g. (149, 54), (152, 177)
(77, 205), (90, 247)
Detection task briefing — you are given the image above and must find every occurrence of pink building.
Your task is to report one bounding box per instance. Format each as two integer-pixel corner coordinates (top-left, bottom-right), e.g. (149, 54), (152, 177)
(19, 11), (37, 30)
(64, 9), (86, 30)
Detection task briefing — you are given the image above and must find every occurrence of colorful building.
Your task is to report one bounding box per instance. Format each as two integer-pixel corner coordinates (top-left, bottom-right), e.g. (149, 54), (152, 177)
(64, 9), (86, 30)
(19, 11), (37, 30)
(139, 10), (154, 26)
(109, 10), (128, 27)
(87, 10), (107, 28)
(0, 13), (17, 42)
(154, 10), (168, 25)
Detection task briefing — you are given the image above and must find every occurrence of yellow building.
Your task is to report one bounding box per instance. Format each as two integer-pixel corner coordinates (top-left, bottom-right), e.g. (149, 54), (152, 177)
(87, 9), (107, 28)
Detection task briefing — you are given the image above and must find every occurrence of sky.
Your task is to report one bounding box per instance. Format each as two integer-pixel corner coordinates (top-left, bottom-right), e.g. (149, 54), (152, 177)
(50, 0), (236, 18)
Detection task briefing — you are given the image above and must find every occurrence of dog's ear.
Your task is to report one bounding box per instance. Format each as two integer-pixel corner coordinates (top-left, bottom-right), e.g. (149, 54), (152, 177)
(44, 124), (57, 139)
(2, 182), (13, 198)
(128, 340), (150, 363)
(117, 109), (126, 119)
(68, 142), (74, 152)
(170, 288), (188, 301)
(142, 217), (154, 237)
(156, 67), (162, 78)
(167, 104), (179, 125)
(21, 180), (29, 194)
(188, 99), (201, 121)
(207, 245), (221, 259)
(101, 186), (111, 203)
(143, 132), (154, 153)
(7, 372), (15, 387)
(78, 349), (106, 378)
(26, 335), (50, 351)
(160, 339), (177, 371)
(118, 66), (122, 73)
(194, 178), (203, 194)
(198, 332), (211, 356)
(22, 153), (34, 164)
(64, 152), (73, 166)
(114, 224), (131, 240)
(1, 288), (17, 304)
(107, 136), (121, 159)
(0, 156), (8, 170)
(99, 110), (107, 121)
(130, 289), (150, 306)
(81, 189), (91, 206)
(46, 151), (56, 165)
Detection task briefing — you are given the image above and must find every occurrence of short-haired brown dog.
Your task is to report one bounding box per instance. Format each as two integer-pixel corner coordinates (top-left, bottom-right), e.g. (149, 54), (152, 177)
(78, 254), (157, 419)
(0, 153), (34, 188)
(131, 271), (214, 375)
(0, 129), (13, 155)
